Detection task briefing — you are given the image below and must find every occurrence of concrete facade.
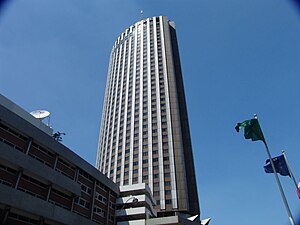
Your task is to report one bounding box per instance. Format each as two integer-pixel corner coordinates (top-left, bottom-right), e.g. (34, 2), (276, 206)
(96, 16), (199, 217)
(0, 94), (119, 225)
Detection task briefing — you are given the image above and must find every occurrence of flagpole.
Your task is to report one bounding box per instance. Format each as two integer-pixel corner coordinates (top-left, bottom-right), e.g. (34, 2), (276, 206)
(282, 151), (298, 188)
(263, 141), (295, 225)
(282, 150), (300, 200)
(236, 115), (296, 224)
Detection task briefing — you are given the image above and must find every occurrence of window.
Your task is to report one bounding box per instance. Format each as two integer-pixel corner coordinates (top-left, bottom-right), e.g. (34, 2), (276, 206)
(7, 212), (39, 225)
(95, 192), (107, 204)
(0, 165), (17, 175)
(93, 206), (106, 217)
(164, 173), (170, 177)
(21, 174), (48, 189)
(164, 164), (170, 169)
(165, 181), (171, 186)
(165, 190), (171, 195)
(165, 199), (172, 204)
(74, 197), (90, 209)
(78, 181), (92, 195)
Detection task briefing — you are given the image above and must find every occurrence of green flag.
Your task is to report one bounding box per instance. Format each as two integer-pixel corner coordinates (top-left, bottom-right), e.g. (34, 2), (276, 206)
(235, 118), (265, 142)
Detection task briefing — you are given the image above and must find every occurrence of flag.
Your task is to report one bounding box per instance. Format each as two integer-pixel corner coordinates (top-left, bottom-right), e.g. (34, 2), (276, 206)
(235, 118), (265, 142)
(264, 154), (290, 176)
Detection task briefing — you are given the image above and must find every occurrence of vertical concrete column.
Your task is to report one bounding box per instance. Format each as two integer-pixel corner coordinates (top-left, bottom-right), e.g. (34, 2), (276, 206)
(90, 180), (96, 220)
(106, 190), (111, 225)
(0, 206), (10, 225)
(46, 185), (52, 202)
(25, 138), (33, 155)
(53, 154), (59, 169)
(74, 168), (79, 181)
(71, 194), (75, 212)
(14, 169), (22, 189)
(71, 168), (79, 212)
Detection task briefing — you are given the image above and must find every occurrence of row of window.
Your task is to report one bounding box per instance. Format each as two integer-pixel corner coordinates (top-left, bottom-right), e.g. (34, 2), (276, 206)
(8, 212), (40, 225)
(0, 164), (17, 175)
(0, 178), (13, 187)
(0, 122), (28, 142)
(153, 190), (172, 196)
(0, 136), (24, 152)
(155, 199), (172, 205)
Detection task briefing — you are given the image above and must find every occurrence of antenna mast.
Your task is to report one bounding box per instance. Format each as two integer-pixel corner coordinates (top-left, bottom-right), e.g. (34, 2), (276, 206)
(140, 10), (143, 20)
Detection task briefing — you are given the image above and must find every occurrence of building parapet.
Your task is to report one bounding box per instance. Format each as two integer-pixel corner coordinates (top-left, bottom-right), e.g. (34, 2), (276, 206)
(0, 94), (53, 136)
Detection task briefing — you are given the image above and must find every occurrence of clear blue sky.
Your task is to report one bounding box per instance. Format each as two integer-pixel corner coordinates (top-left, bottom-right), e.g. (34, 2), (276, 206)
(1, 1), (300, 224)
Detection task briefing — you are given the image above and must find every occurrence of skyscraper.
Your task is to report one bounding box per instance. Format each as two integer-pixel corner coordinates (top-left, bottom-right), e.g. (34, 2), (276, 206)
(96, 16), (199, 217)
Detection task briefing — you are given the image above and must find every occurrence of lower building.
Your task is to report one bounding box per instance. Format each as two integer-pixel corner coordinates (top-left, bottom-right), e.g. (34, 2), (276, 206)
(116, 183), (157, 224)
(115, 184), (203, 225)
(0, 94), (119, 225)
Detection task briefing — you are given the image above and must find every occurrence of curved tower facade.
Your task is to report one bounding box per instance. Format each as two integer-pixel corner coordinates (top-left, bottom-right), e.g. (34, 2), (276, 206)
(96, 16), (199, 216)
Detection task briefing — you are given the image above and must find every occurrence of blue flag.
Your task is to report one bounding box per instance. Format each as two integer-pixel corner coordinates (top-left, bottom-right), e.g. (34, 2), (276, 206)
(264, 155), (290, 177)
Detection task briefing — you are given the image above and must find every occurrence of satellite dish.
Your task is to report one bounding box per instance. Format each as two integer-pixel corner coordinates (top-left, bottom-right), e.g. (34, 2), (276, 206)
(30, 110), (50, 120)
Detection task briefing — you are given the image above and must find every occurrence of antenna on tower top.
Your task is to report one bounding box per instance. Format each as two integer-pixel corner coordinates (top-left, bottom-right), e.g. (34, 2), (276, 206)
(140, 10), (143, 20)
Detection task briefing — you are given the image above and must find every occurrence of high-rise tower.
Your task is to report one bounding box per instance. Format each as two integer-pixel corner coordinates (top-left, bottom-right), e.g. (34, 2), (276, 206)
(96, 16), (199, 216)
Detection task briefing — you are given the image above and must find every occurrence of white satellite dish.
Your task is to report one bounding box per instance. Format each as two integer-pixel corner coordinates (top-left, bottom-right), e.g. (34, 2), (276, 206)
(30, 110), (50, 120)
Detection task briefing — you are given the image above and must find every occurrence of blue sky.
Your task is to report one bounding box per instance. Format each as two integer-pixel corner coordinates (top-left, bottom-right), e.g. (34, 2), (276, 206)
(1, 0), (300, 224)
